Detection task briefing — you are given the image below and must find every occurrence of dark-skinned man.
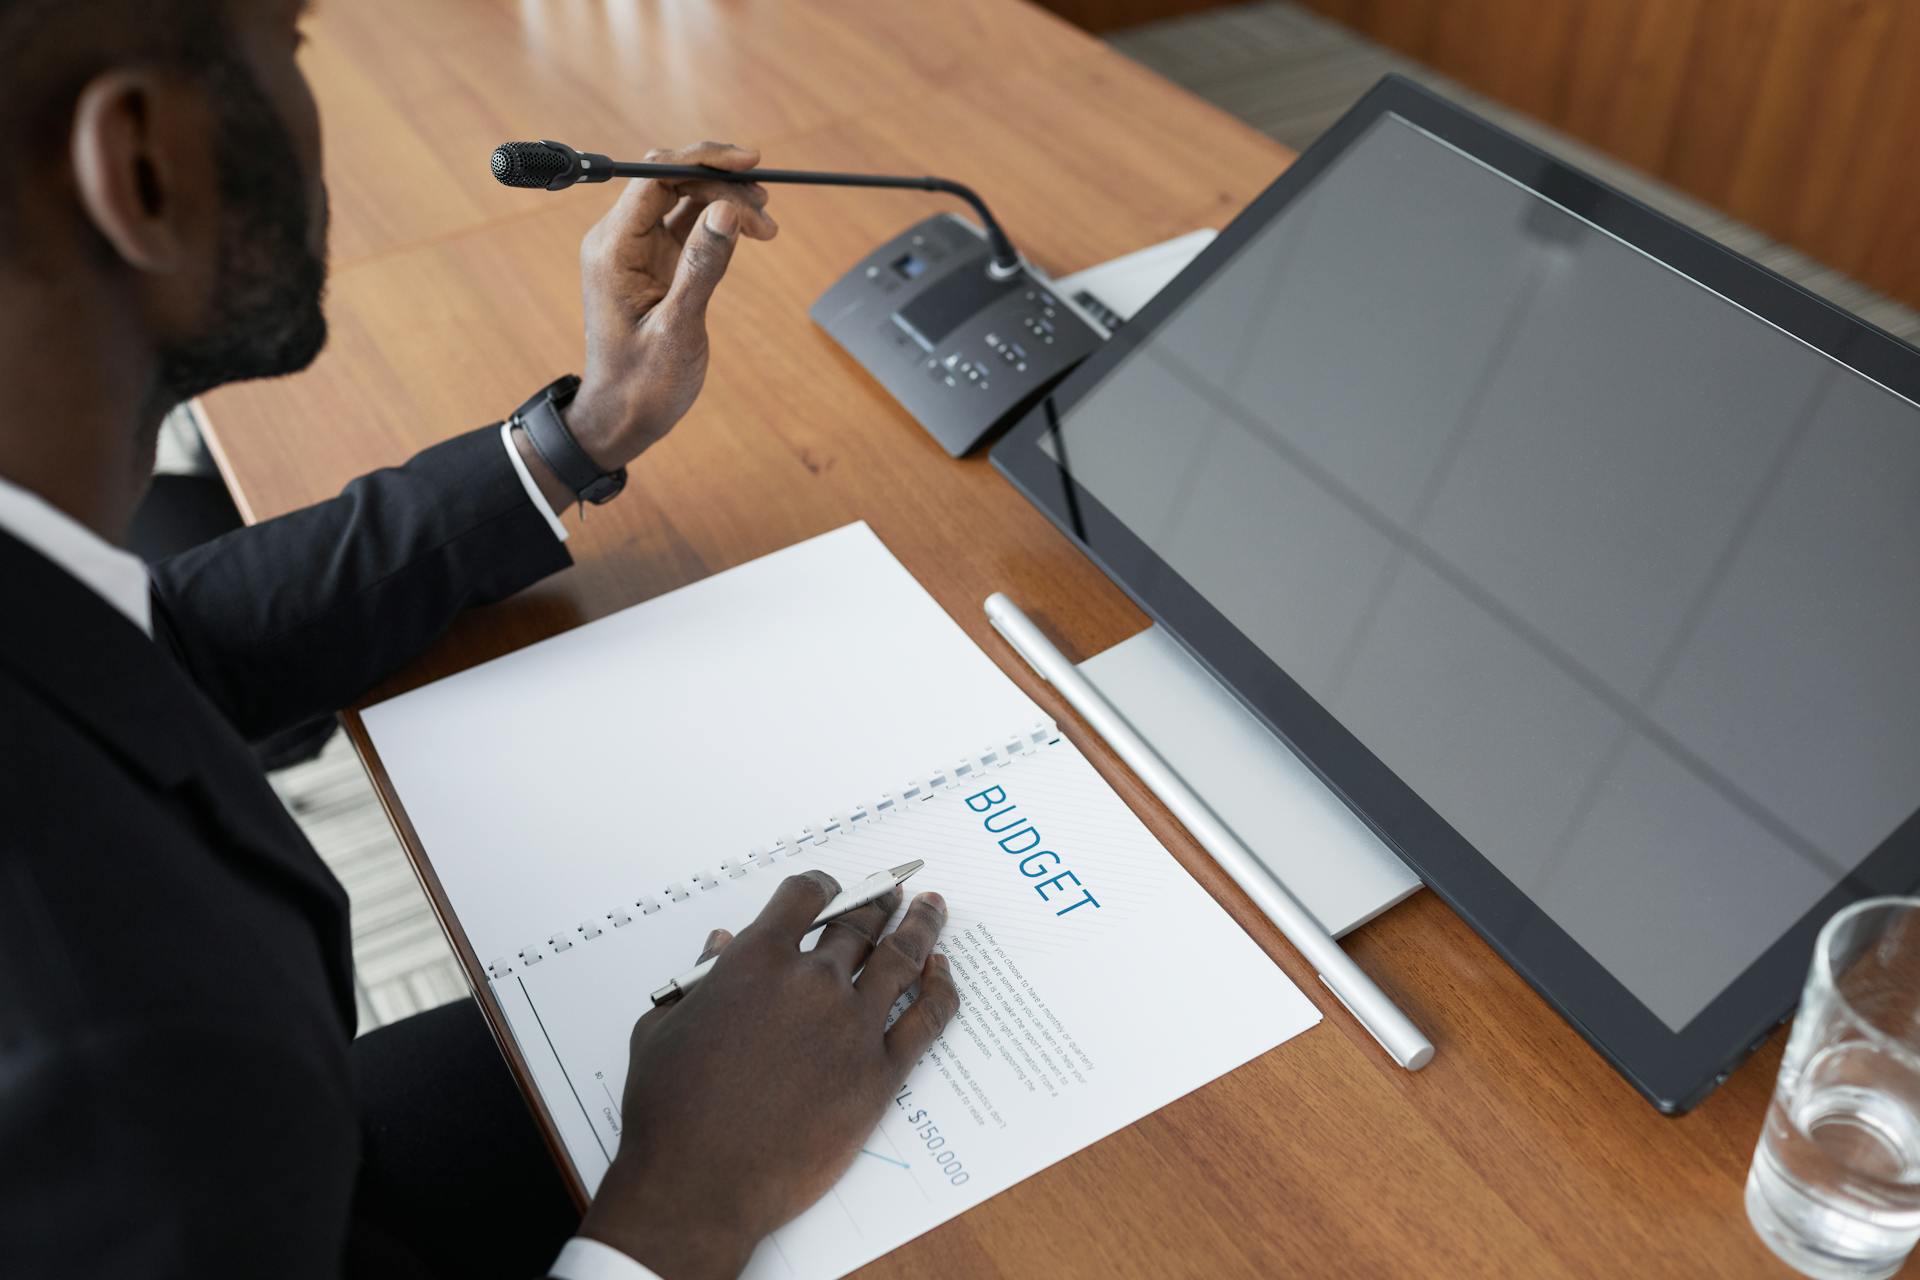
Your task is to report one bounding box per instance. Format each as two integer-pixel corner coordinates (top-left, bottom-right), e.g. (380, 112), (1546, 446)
(0, 2), (960, 1277)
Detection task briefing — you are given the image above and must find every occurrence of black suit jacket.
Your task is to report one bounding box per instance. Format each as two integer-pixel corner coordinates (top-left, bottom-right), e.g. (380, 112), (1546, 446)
(0, 427), (570, 1277)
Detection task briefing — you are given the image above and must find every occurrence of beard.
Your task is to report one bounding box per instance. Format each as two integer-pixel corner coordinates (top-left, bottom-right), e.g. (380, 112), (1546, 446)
(154, 55), (329, 405)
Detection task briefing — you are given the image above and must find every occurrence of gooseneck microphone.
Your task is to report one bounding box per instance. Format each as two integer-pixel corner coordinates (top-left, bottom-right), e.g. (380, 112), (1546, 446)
(491, 139), (1024, 279)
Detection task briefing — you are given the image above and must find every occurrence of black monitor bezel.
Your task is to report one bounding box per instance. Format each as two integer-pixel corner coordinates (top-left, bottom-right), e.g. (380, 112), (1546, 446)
(992, 74), (1920, 1112)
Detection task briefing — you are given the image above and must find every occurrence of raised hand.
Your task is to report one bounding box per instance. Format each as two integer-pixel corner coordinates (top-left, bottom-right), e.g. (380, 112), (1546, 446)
(515, 140), (780, 511)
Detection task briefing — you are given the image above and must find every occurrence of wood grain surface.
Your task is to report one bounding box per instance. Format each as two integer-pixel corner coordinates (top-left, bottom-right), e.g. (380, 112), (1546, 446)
(200, 1), (1828, 1274)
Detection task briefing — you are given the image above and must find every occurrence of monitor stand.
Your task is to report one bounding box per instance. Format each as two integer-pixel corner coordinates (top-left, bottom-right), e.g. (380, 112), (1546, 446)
(1077, 626), (1422, 937)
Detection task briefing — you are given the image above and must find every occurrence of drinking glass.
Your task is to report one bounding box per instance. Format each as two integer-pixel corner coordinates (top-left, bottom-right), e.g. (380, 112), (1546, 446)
(1746, 897), (1920, 1279)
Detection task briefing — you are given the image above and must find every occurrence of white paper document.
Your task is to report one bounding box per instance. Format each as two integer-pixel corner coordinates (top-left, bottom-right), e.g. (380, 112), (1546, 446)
(500, 731), (1317, 1279)
(362, 524), (1044, 967)
(363, 522), (1320, 1279)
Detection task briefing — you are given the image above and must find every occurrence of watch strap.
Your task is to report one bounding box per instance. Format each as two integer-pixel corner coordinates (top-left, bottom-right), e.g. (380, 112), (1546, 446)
(513, 375), (627, 506)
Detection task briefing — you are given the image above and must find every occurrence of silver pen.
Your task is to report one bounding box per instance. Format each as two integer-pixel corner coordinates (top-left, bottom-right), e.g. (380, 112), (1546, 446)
(984, 592), (1433, 1071)
(649, 860), (925, 1006)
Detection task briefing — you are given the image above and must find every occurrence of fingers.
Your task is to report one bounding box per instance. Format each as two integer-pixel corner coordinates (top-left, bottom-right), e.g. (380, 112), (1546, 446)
(743, 870), (840, 949)
(886, 952), (959, 1068)
(661, 201), (744, 323)
(649, 139), (761, 173)
(661, 182), (777, 243)
(809, 885), (903, 979)
(597, 139), (762, 243)
(854, 892), (947, 1005)
(645, 927), (735, 1026)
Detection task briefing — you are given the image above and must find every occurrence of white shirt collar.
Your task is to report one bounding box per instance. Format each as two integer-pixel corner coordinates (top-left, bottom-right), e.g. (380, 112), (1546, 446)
(0, 472), (152, 637)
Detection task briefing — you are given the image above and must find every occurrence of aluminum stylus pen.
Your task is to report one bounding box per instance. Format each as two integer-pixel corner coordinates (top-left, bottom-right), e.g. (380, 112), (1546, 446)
(648, 860), (925, 1006)
(983, 593), (1434, 1071)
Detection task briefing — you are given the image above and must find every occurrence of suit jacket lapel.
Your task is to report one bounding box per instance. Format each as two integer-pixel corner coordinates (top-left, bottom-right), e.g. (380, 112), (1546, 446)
(0, 529), (355, 1026)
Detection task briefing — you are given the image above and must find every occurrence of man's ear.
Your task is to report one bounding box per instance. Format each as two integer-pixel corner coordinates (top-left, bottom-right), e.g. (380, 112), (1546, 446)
(69, 69), (217, 275)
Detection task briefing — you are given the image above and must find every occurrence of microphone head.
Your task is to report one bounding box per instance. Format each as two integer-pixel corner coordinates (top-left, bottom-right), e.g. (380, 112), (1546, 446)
(491, 141), (574, 190)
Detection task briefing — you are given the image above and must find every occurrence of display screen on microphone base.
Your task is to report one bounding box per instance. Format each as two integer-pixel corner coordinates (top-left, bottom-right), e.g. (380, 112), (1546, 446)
(893, 262), (1020, 349)
(1036, 111), (1920, 1036)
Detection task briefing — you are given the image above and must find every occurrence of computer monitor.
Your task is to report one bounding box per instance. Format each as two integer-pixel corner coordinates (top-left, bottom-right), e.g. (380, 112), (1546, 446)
(993, 76), (1920, 1111)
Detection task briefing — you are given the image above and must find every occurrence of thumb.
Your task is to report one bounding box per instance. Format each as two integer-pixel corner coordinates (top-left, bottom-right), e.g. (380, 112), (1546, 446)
(664, 200), (741, 322)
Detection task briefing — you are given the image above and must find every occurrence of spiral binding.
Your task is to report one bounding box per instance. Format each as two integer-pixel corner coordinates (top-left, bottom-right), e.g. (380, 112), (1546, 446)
(484, 722), (1058, 980)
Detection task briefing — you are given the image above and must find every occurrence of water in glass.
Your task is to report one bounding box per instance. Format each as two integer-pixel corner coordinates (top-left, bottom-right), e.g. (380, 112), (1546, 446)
(1746, 898), (1920, 1279)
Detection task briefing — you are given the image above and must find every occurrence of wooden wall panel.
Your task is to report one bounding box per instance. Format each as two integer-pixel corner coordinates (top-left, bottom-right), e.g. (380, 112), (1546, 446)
(1285, 0), (1920, 311)
(1851, 2), (1920, 302)
(1042, 0), (1920, 311)
(1556, 0), (1708, 174)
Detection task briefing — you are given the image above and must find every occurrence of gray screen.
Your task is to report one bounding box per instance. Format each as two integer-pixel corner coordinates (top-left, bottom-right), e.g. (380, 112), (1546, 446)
(1048, 114), (1920, 1031)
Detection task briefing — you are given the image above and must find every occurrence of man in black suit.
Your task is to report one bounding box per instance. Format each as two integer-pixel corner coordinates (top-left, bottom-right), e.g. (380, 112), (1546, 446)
(0, 2), (960, 1277)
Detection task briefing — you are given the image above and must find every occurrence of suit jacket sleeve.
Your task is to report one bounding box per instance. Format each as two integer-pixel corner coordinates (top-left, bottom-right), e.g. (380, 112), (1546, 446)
(150, 426), (572, 739)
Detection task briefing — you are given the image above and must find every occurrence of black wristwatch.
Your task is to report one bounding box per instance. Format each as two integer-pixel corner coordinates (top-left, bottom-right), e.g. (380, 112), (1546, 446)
(510, 374), (627, 506)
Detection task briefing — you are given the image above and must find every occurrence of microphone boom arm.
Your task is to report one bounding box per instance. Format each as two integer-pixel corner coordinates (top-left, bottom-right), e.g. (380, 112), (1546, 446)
(611, 163), (1021, 278)
(490, 140), (1022, 279)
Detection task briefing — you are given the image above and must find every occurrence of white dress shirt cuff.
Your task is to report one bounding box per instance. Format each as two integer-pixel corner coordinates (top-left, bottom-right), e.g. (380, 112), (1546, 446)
(500, 420), (571, 543)
(549, 1235), (666, 1280)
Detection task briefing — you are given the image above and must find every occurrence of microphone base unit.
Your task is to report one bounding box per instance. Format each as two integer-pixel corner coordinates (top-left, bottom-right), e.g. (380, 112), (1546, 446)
(809, 214), (1104, 457)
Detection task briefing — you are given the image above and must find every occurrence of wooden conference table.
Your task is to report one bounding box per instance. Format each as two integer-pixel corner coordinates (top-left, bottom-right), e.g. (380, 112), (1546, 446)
(201, 1), (1805, 1274)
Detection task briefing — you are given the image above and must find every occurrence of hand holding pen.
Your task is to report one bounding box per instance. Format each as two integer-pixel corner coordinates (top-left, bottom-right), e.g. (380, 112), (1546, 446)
(652, 860), (925, 1004)
(579, 869), (956, 1278)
